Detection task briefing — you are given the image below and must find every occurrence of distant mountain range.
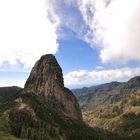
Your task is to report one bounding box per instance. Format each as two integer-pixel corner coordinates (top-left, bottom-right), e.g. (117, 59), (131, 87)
(0, 86), (21, 103)
(72, 76), (140, 139)
(73, 76), (140, 110)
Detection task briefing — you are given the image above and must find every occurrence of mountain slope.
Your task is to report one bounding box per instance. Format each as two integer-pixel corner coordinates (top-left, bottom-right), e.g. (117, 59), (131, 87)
(0, 54), (124, 140)
(0, 86), (21, 103)
(83, 90), (140, 140)
(0, 90), (124, 140)
(73, 76), (140, 110)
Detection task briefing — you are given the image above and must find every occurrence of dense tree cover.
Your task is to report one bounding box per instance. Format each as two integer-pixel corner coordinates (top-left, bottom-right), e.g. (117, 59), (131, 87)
(0, 91), (124, 140)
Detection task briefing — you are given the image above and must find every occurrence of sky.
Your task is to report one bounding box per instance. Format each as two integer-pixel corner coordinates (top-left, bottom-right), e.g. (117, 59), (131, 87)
(0, 0), (140, 88)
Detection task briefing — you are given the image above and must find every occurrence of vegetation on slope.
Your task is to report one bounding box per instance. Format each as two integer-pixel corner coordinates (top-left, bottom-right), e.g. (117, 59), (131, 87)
(0, 114), (20, 140)
(83, 90), (140, 140)
(0, 90), (124, 140)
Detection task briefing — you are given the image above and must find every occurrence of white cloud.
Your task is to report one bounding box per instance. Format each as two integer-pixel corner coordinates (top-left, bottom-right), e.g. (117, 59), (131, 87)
(1, 0), (140, 71)
(0, 0), (59, 71)
(65, 70), (88, 82)
(44, 0), (140, 64)
(77, 0), (140, 64)
(64, 67), (140, 87)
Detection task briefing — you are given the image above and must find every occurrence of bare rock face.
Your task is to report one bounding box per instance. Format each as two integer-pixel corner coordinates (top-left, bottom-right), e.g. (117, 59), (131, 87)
(24, 54), (82, 120)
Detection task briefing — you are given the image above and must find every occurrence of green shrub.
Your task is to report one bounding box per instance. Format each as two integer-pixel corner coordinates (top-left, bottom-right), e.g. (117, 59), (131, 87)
(130, 98), (140, 106)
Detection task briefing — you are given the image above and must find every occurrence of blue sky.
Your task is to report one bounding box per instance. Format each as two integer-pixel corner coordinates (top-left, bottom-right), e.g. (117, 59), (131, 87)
(0, 0), (140, 88)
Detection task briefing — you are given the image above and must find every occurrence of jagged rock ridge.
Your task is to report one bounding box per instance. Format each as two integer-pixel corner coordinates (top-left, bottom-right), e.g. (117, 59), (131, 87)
(24, 54), (82, 120)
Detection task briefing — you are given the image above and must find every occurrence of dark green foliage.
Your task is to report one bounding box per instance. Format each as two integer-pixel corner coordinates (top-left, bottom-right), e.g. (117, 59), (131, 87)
(122, 113), (140, 131)
(130, 97), (140, 106)
(0, 114), (20, 140)
(0, 89), (125, 140)
(0, 88), (22, 112)
(117, 112), (140, 140)
(3, 92), (123, 140)
(0, 87), (21, 103)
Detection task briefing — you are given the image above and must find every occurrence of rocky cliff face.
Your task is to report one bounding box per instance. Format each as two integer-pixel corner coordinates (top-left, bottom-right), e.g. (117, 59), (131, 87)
(24, 54), (82, 120)
(127, 76), (140, 88)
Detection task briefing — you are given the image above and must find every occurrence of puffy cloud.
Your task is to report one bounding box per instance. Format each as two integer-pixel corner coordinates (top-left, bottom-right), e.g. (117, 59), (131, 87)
(46, 0), (86, 39)
(77, 0), (140, 64)
(47, 0), (140, 64)
(0, 0), (59, 71)
(65, 70), (88, 82)
(1, 0), (140, 70)
(64, 67), (140, 87)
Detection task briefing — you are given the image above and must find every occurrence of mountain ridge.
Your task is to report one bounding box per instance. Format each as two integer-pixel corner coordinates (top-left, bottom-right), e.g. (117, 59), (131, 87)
(73, 76), (140, 110)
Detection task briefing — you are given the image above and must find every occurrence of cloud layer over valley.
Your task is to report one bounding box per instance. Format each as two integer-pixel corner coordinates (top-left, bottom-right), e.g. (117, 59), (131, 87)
(64, 67), (140, 88)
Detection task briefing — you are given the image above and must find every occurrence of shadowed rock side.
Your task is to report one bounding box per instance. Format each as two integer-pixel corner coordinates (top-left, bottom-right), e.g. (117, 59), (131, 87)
(24, 54), (82, 120)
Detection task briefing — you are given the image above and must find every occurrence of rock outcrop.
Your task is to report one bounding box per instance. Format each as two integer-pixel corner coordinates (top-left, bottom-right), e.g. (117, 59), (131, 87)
(24, 54), (82, 120)
(127, 76), (140, 88)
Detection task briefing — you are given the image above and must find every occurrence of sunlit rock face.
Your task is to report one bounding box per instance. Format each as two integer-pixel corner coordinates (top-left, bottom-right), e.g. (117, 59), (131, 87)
(24, 54), (82, 120)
